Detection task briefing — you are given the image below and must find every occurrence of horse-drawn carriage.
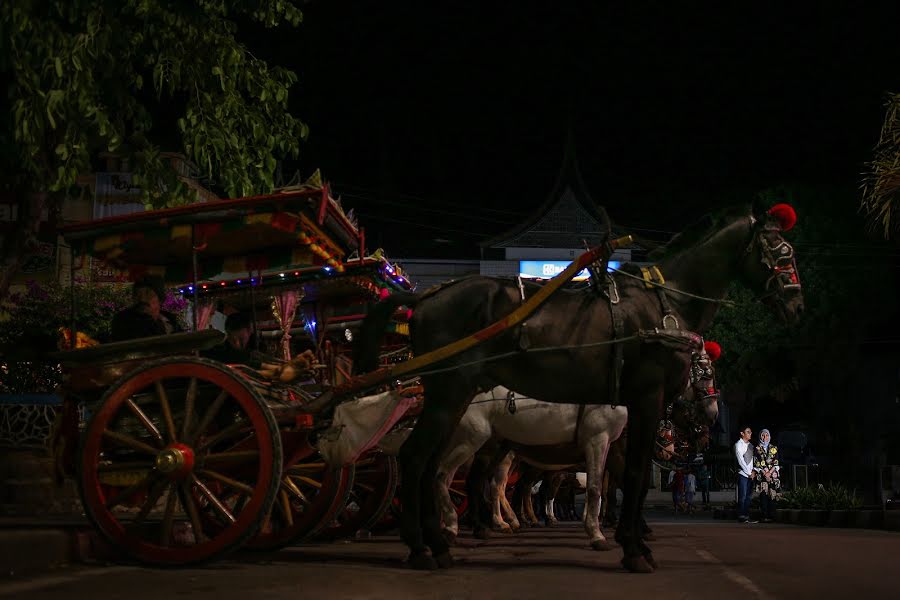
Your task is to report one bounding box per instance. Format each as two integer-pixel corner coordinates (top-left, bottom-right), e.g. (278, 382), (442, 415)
(50, 186), (804, 573)
(51, 186), (418, 564)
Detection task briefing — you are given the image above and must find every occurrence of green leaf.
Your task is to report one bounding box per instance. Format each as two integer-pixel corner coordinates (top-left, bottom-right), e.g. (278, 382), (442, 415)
(55, 57), (63, 78)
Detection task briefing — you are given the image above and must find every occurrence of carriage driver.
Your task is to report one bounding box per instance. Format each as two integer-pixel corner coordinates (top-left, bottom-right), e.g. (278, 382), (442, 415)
(110, 276), (184, 342)
(202, 312), (262, 368)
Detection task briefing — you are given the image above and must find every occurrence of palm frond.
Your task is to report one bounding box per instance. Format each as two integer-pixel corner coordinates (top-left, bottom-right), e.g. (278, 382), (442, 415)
(861, 92), (900, 240)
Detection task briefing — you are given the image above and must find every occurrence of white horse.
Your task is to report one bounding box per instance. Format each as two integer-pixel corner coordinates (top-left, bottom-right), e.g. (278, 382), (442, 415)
(436, 345), (720, 550)
(435, 390), (626, 549)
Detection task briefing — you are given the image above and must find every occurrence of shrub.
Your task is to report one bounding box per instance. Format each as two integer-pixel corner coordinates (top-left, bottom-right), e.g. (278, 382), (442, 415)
(780, 483), (862, 510)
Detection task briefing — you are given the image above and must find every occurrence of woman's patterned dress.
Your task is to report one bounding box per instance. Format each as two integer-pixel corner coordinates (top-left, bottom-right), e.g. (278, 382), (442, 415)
(753, 444), (781, 498)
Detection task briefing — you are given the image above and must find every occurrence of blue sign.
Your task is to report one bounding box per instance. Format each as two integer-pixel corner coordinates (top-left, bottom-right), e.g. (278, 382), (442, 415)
(518, 260), (620, 281)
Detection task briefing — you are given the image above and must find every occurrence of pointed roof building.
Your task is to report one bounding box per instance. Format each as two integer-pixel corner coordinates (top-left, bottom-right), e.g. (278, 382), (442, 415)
(480, 136), (636, 253)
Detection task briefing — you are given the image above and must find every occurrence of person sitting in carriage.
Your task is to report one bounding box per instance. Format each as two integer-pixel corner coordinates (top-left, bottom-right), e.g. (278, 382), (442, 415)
(203, 312), (262, 368)
(110, 276), (184, 342)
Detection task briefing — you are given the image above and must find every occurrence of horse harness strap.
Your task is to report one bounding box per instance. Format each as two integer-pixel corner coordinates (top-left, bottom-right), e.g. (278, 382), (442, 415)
(608, 273), (626, 408)
(517, 276), (531, 351)
(642, 266), (679, 330)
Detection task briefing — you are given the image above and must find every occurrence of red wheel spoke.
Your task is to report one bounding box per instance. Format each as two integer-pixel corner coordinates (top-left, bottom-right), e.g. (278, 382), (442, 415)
(159, 488), (178, 547)
(154, 381), (178, 444)
(181, 377), (198, 441)
(196, 418), (250, 452)
(277, 489), (294, 527)
(188, 389), (229, 445)
(177, 482), (207, 544)
(102, 429), (159, 456)
(202, 450), (260, 465)
(282, 477), (311, 505)
(198, 469), (254, 495)
(191, 474), (236, 524)
(289, 474), (323, 489)
(124, 399), (164, 447)
(356, 482), (376, 493)
(287, 463), (325, 473)
(131, 480), (170, 525)
(105, 474), (156, 509)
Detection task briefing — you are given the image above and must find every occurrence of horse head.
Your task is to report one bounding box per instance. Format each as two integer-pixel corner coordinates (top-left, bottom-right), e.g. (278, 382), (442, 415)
(659, 340), (722, 459)
(741, 202), (805, 324)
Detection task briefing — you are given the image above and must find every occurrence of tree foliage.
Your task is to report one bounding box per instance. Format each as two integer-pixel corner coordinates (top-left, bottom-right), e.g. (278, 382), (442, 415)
(0, 0), (308, 206)
(861, 92), (900, 240)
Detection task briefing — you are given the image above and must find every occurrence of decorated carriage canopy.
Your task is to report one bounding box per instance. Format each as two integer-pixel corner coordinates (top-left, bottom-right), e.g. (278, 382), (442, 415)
(60, 186), (361, 283)
(178, 254), (414, 351)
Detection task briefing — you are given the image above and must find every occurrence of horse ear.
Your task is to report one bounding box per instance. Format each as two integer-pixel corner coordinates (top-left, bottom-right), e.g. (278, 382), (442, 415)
(751, 197), (768, 222)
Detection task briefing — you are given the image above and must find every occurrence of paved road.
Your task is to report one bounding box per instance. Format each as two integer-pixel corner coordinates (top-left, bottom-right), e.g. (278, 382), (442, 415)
(2, 515), (897, 599)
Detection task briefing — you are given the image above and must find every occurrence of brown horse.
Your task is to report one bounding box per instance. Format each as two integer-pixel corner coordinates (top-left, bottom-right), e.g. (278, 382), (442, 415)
(354, 202), (803, 572)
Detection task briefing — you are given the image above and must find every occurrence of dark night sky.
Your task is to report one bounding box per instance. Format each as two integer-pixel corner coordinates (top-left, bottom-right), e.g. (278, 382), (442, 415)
(247, 2), (900, 256)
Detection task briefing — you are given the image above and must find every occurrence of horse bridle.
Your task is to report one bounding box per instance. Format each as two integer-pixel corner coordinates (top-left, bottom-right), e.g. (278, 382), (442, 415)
(745, 215), (802, 302)
(656, 349), (717, 460)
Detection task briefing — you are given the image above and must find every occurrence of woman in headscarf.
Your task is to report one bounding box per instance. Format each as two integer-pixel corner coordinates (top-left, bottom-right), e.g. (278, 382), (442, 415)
(753, 428), (781, 522)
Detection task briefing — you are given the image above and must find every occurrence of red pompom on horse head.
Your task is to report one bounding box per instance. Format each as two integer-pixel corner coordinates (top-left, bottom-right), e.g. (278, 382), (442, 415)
(703, 340), (722, 361)
(767, 203), (797, 232)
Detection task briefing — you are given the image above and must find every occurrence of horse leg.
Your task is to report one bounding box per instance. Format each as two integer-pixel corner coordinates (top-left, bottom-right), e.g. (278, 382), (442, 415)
(489, 451), (515, 533)
(526, 471), (541, 525)
(639, 468), (656, 542)
(436, 443), (476, 544)
(466, 447), (493, 539)
(615, 390), (660, 573)
(544, 472), (562, 526)
(397, 413), (439, 570)
(398, 384), (471, 570)
(499, 475), (520, 530)
(584, 434), (614, 551)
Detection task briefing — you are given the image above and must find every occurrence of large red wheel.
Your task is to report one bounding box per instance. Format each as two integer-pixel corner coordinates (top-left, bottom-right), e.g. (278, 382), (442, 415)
(319, 450), (398, 539)
(246, 454), (355, 551)
(77, 357), (282, 565)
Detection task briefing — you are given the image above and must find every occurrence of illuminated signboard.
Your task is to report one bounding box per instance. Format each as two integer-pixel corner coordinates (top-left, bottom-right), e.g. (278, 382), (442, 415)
(518, 260), (620, 281)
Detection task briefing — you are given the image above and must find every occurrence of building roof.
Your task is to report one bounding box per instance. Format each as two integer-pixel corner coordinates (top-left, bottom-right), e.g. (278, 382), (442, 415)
(480, 135), (638, 250)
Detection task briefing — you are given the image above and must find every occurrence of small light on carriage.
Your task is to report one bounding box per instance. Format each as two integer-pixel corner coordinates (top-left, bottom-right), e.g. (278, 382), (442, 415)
(279, 273), (285, 278)
(236, 279), (242, 284)
(202, 284), (208, 289)
(188, 286), (194, 291)
(323, 266), (332, 272)
(220, 282), (226, 286)
(294, 271), (300, 276)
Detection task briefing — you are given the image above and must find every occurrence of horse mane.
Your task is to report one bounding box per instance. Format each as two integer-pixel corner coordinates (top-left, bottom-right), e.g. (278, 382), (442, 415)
(647, 204), (750, 261)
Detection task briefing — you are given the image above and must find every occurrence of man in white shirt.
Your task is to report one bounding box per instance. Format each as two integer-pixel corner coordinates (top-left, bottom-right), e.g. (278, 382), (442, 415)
(734, 426), (757, 523)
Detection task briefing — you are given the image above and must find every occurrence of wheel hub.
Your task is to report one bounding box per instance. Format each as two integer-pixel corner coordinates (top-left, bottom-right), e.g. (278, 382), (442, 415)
(155, 443), (195, 478)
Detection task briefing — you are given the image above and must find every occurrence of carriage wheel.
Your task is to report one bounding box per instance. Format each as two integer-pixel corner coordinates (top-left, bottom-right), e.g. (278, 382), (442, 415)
(246, 456), (355, 551)
(320, 450), (398, 539)
(78, 357), (281, 565)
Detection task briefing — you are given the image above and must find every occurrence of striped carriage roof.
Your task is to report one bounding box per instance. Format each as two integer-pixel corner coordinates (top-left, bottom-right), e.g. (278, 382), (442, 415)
(60, 187), (363, 283)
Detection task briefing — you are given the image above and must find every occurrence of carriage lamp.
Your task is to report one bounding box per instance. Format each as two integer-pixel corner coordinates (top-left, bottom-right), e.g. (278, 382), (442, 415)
(344, 328), (353, 342)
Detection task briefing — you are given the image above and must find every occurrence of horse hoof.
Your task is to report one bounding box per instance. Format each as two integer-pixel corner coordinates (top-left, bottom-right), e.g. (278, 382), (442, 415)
(644, 553), (659, 570)
(408, 553), (438, 570)
(621, 555), (654, 573)
(591, 539), (614, 552)
(441, 529), (458, 546)
(494, 526), (514, 535)
(642, 533), (657, 542)
(434, 551), (454, 569)
(473, 528), (491, 540)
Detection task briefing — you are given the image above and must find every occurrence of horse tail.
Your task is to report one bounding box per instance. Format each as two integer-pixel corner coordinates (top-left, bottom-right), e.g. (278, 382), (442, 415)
(353, 291), (420, 374)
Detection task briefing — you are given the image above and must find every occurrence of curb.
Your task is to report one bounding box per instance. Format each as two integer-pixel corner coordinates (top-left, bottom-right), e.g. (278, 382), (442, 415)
(0, 526), (116, 578)
(0, 529), (73, 577)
